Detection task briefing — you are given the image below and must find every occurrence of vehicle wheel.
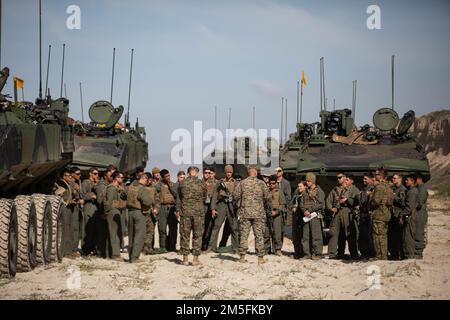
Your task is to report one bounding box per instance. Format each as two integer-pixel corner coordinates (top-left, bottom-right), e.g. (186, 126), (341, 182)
(14, 196), (38, 272)
(46, 196), (65, 262)
(32, 194), (53, 265)
(0, 199), (18, 278)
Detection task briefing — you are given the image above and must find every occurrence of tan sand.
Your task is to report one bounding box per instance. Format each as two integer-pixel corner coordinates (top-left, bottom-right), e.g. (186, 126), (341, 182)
(0, 196), (449, 300)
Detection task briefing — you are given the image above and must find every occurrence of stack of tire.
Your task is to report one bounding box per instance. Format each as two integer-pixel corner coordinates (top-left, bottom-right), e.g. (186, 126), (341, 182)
(0, 195), (65, 278)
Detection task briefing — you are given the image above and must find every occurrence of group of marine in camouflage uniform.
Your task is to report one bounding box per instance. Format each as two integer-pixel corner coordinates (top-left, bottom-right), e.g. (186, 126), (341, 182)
(53, 163), (428, 266)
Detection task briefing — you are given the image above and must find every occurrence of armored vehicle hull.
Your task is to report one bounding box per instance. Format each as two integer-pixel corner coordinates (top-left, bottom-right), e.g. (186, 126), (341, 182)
(0, 69), (73, 278)
(280, 108), (430, 194)
(73, 132), (148, 175)
(281, 138), (430, 195)
(72, 101), (148, 176)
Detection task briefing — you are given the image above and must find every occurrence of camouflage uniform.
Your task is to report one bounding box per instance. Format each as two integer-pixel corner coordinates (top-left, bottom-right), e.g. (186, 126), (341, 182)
(299, 185), (325, 258)
(126, 180), (153, 261)
(358, 184), (375, 258)
(291, 189), (304, 258)
(403, 185), (418, 259)
(143, 184), (160, 254)
(233, 176), (270, 257)
(104, 184), (127, 259)
(209, 178), (239, 251)
(370, 181), (394, 260)
(327, 185), (360, 258)
(80, 178), (99, 255)
(202, 177), (217, 250)
(388, 184), (407, 259)
(155, 181), (178, 251)
(415, 184), (428, 258)
(264, 185), (286, 254)
(176, 176), (207, 256)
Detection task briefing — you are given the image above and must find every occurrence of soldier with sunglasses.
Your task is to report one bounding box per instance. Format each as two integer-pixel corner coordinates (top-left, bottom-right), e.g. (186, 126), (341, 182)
(326, 172), (353, 259)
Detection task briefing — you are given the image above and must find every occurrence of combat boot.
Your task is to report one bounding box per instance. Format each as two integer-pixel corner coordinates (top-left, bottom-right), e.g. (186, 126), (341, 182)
(192, 255), (201, 266)
(239, 254), (247, 263)
(183, 255), (189, 266)
(258, 257), (267, 265)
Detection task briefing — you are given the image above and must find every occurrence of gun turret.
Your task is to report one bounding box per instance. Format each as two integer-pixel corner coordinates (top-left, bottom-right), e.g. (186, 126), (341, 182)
(88, 100), (124, 129)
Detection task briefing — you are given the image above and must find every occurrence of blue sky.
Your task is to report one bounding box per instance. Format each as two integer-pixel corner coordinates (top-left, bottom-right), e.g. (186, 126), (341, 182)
(2, 0), (450, 170)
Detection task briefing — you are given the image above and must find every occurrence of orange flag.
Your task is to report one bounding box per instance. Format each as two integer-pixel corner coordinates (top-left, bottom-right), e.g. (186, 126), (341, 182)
(301, 70), (307, 86)
(13, 76), (24, 89)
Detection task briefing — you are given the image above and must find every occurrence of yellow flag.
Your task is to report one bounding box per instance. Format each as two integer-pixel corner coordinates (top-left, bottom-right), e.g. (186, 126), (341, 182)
(301, 70), (307, 86)
(13, 76), (24, 89)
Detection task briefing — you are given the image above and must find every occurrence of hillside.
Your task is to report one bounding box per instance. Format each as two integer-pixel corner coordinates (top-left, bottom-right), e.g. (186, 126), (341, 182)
(412, 110), (450, 195)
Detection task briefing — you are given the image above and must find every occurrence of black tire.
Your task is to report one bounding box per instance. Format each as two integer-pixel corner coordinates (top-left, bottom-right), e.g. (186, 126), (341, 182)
(14, 196), (38, 272)
(0, 199), (18, 278)
(46, 195), (65, 262)
(32, 194), (53, 265)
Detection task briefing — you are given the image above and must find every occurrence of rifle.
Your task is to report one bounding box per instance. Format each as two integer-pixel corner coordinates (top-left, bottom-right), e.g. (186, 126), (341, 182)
(332, 187), (346, 212)
(219, 181), (237, 219)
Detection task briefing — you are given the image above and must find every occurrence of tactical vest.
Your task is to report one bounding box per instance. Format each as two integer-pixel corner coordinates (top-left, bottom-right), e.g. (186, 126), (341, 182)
(104, 185), (120, 209)
(270, 189), (281, 210)
(206, 179), (216, 197)
(142, 187), (156, 213)
(303, 188), (317, 210)
(160, 184), (175, 204)
(127, 184), (141, 210)
(219, 179), (235, 198)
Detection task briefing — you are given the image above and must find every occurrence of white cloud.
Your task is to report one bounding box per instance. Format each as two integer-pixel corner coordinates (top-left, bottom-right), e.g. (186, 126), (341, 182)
(250, 78), (284, 97)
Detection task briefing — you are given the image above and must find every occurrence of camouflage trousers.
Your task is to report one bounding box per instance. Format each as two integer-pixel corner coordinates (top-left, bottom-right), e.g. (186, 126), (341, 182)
(143, 214), (157, 254)
(414, 210), (428, 257)
(372, 219), (388, 260)
(180, 215), (205, 256)
(239, 218), (265, 257)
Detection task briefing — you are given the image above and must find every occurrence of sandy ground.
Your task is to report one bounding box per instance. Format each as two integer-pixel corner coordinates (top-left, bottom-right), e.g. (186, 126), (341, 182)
(1, 195), (449, 300)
